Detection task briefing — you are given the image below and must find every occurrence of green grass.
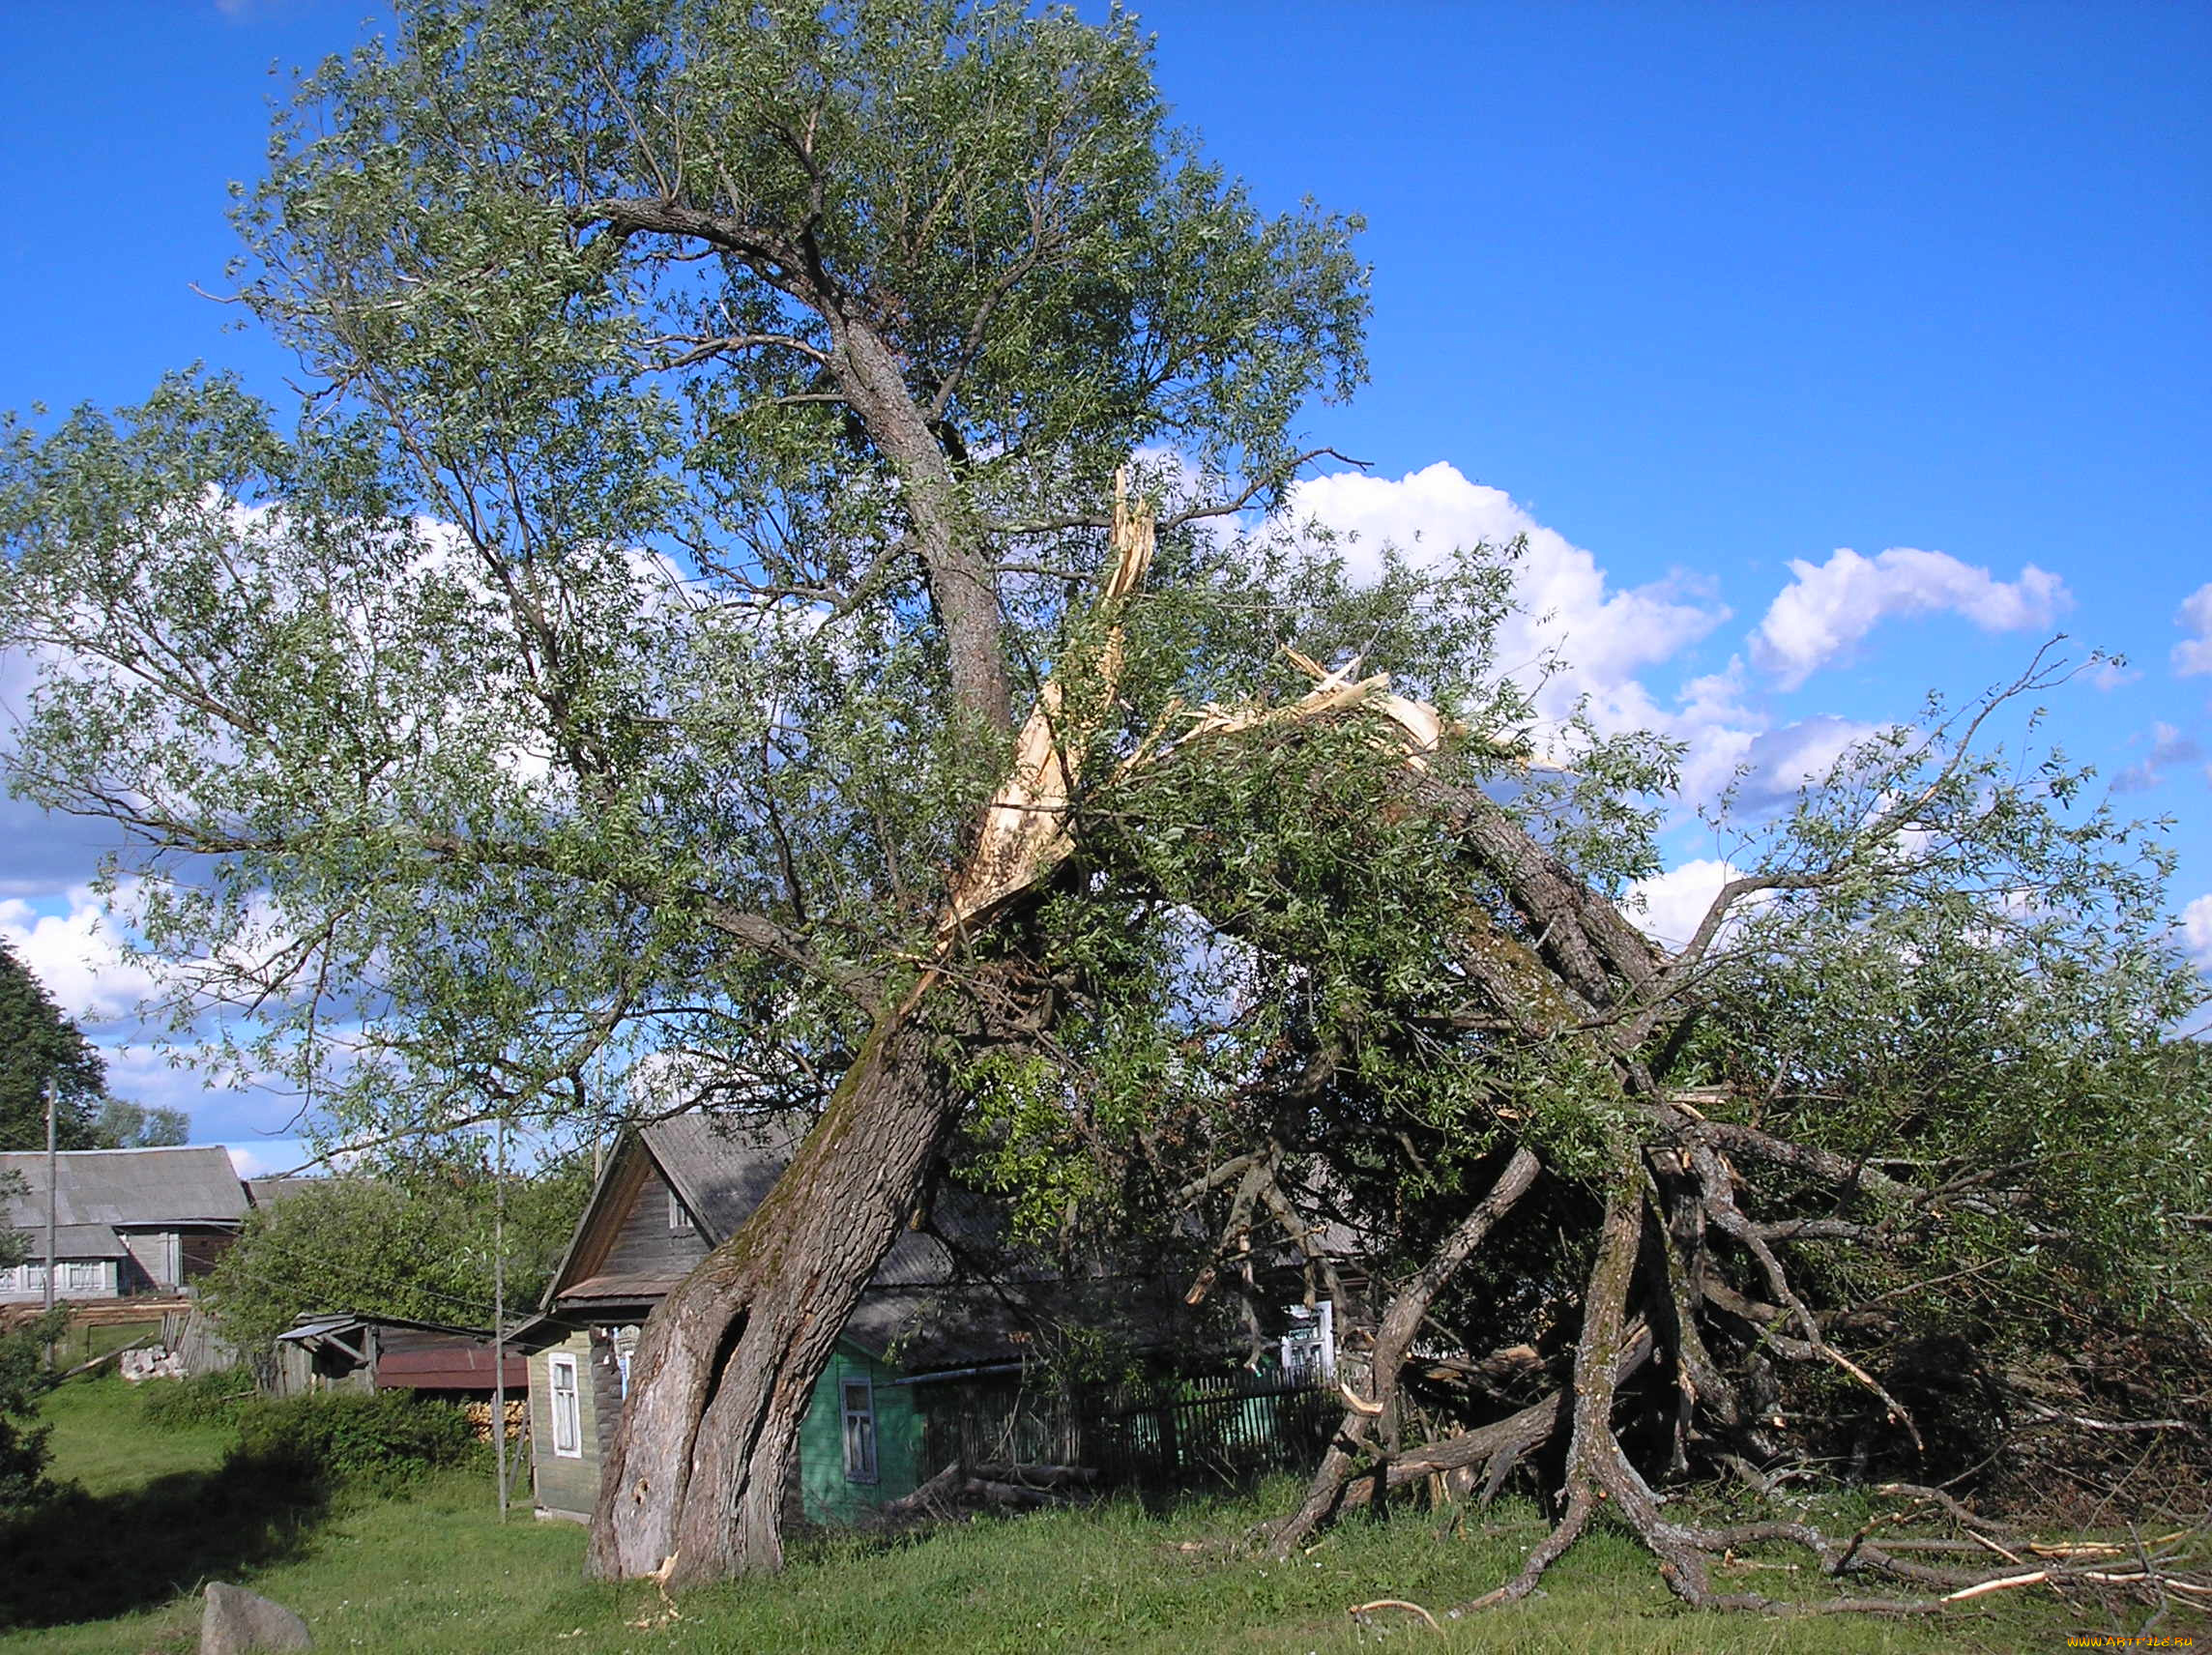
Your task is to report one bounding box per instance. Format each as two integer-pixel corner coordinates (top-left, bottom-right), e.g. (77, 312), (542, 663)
(0, 1378), (2181, 1655)
(55, 1320), (165, 1375)
(36, 1376), (236, 1496)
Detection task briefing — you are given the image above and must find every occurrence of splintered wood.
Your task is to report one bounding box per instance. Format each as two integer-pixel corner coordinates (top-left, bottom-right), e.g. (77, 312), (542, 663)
(938, 476), (1155, 942)
(940, 469), (1517, 946)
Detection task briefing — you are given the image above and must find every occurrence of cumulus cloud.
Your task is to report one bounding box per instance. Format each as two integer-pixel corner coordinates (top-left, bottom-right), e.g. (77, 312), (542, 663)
(2184, 894), (2212, 973)
(2174, 584), (2212, 678)
(2111, 722), (2204, 795)
(1271, 465), (1913, 819)
(225, 1142), (316, 1180)
(1729, 715), (1883, 812)
(1626, 858), (1744, 951)
(0, 885), (160, 1027)
(1285, 463), (1730, 731)
(1750, 547), (2069, 690)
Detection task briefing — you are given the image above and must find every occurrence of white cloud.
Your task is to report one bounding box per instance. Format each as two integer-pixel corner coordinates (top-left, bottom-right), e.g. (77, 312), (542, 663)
(0, 885), (160, 1027)
(2086, 659), (2139, 692)
(1750, 547), (2069, 690)
(1270, 466), (1914, 819)
(1731, 714), (1883, 812)
(2174, 584), (2212, 678)
(2184, 894), (2212, 972)
(1284, 462), (1729, 734)
(2111, 721), (2204, 795)
(1626, 858), (1744, 951)
(224, 1142), (316, 1180)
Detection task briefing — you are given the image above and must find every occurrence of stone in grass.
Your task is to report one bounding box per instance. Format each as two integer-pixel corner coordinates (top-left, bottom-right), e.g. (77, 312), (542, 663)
(200, 1582), (313, 1653)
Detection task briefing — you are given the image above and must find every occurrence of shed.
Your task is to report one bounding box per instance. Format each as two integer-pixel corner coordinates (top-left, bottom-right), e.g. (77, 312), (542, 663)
(272, 1312), (529, 1399)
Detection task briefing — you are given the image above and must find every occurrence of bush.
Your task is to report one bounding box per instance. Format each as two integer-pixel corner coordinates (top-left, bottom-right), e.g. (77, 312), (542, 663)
(231, 1391), (480, 1490)
(0, 1310), (65, 1513)
(139, 1369), (257, 1429)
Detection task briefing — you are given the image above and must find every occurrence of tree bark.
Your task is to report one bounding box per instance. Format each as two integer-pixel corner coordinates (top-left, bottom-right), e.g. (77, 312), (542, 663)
(1272, 1147), (1541, 1555)
(587, 986), (960, 1583)
(823, 310), (1013, 736)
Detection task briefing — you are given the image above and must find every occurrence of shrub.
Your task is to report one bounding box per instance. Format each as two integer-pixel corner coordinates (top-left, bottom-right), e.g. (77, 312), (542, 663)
(140, 1369), (257, 1429)
(232, 1391), (480, 1490)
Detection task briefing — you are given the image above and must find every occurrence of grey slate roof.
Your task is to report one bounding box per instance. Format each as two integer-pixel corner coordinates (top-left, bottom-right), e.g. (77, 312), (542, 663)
(247, 1176), (329, 1207)
(0, 1146), (248, 1230)
(24, 1224), (127, 1260)
(642, 1113), (981, 1291)
(531, 1111), (1054, 1373)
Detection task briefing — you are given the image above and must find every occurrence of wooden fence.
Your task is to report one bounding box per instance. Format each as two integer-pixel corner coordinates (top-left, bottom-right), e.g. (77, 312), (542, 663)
(919, 1371), (1335, 1492)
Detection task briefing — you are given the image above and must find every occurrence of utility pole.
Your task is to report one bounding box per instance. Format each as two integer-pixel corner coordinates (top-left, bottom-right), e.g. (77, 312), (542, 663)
(44, 1079), (57, 1318)
(492, 1115), (509, 1521)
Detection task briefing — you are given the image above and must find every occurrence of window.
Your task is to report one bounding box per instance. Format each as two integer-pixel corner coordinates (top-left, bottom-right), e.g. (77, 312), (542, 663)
(1279, 1300), (1336, 1384)
(613, 1325), (641, 1399)
(667, 1185), (695, 1236)
(549, 1352), (582, 1458)
(62, 1261), (103, 1295)
(840, 1377), (877, 1484)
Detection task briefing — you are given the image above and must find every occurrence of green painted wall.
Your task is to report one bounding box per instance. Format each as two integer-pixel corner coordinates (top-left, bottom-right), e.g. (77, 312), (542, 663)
(527, 1328), (923, 1527)
(796, 1343), (924, 1524)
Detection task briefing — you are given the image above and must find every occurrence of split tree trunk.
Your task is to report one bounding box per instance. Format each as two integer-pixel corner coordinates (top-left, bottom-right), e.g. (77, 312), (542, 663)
(588, 988), (960, 1584)
(588, 491), (1156, 1585)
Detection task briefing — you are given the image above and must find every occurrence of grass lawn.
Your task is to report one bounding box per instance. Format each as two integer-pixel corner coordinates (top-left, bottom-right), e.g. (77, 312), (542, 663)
(1, 1378), (2184, 1654)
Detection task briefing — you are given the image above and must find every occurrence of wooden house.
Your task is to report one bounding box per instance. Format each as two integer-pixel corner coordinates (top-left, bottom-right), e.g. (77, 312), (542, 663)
(0, 1145), (248, 1303)
(514, 1113), (1080, 1527)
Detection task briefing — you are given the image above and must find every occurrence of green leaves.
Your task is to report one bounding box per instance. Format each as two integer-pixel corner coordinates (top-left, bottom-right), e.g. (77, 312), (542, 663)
(200, 1148), (591, 1356)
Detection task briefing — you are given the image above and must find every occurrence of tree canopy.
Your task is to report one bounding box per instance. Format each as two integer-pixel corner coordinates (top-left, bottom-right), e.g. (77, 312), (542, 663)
(201, 1147), (593, 1358)
(0, 944), (112, 1153)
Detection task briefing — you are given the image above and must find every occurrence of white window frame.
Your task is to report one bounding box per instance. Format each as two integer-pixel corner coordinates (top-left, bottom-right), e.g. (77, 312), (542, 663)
(549, 1352), (583, 1459)
(841, 1376), (878, 1485)
(667, 1184), (695, 1236)
(62, 1260), (103, 1295)
(1279, 1299), (1336, 1384)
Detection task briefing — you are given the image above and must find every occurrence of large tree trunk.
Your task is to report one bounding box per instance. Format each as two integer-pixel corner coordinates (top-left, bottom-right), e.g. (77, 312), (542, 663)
(589, 491), (1156, 1585)
(587, 981), (959, 1585)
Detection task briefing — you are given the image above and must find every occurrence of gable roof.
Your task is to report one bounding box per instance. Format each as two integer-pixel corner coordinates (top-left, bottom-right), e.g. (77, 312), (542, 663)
(0, 1146), (248, 1231)
(246, 1176), (330, 1207)
(532, 1111), (1059, 1373)
(641, 1113), (992, 1290)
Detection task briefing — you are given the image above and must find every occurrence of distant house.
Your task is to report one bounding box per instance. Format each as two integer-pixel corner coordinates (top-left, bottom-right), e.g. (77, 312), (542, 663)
(514, 1113), (1100, 1527)
(271, 1312), (528, 1402)
(0, 1145), (249, 1303)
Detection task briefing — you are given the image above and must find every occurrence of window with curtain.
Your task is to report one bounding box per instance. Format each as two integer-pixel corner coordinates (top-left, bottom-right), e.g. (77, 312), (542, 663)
(550, 1352), (582, 1457)
(841, 1377), (877, 1484)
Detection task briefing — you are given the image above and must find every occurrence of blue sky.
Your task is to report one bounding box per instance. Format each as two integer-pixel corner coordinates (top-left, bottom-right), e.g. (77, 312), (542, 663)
(1, 1), (2206, 1162)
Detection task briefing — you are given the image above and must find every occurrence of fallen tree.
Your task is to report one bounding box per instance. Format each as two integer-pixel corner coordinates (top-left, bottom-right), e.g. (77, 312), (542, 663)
(1060, 649), (2212, 1613)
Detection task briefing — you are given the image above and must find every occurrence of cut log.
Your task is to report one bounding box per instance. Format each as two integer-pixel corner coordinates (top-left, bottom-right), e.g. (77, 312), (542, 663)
(877, 1461), (967, 1524)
